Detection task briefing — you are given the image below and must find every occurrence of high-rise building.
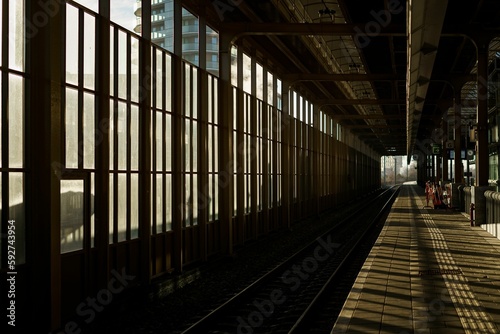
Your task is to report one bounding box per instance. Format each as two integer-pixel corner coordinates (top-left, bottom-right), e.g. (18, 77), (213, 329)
(134, 0), (219, 76)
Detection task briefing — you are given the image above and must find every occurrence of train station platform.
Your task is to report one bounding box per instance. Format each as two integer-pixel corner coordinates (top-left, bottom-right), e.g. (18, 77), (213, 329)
(331, 184), (500, 334)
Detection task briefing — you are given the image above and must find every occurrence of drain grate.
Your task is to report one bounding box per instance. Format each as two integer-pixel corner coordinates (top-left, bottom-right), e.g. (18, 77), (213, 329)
(418, 269), (462, 276)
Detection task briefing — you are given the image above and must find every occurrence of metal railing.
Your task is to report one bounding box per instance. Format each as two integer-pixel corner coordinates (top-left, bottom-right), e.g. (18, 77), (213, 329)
(484, 190), (500, 238)
(464, 186), (472, 216)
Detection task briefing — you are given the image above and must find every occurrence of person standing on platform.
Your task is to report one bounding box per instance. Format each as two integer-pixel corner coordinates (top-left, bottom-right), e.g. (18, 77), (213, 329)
(425, 181), (432, 207)
(433, 183), (444, 209)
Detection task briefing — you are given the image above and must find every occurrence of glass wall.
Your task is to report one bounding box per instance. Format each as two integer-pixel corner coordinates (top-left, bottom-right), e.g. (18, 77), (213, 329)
(109, 23), (141, 243)
(151, 47), (173, 233)
(1, 0), (26, 267)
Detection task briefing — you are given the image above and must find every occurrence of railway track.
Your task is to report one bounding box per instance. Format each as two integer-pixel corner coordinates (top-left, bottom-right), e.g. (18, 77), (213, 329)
(181, 187), (399, 334)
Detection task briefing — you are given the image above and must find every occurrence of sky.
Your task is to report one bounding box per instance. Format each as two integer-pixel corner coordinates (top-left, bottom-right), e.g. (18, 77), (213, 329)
(74, 0), (138, 32)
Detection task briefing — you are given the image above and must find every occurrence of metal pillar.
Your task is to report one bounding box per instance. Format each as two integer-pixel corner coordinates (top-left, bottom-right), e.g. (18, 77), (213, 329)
(219, 32), (234, 255)
(442, 120), (448, 182)
(28, 1), (63, 330)
(454, 91), (464, 183)
(476, 46), (489, 186)
(282, 83), (291, 229)
(172, 0), (184, 267)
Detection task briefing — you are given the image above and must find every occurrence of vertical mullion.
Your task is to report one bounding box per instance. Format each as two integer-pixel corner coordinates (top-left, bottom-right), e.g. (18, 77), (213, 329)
(78, 9), (84, 170)
(0, 0), (7, 269)
(126, 34), (132, 240)
(191, 66), (195, 227)
(112, 27), (119, 244)
(152, 49), (157, 234)
(162, 52), (166, 233)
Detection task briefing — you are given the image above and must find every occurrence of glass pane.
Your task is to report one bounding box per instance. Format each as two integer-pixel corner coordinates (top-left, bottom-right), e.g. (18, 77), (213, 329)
(156, 112), (163, 171)
(66, 5), (79, 85)
(214, 78), (218, 123)
(8, 173), (24, 263)
(165, 114), (172, 171)
(0, 174), (2, 262)
(208, 126), (213, 173)
(185, 176), (191, 227)
(0, 76), (1, 167)
(185, 120), (191, 171)
(0, 3), (2, 64)
(111, 1), (137, 32)
(193, 68), (198, 119)
(156, 174), (163, 233)
(131, 36), (139, 102)
(84, 13), (96, 90)
(185, 65), (191, 116)
(181, 8), (199, 66)
(117, 174), (127, 242)
(192, 122), (198, 172)
(156, 50), (163, 108)
(243, 53), (251, 94)
(150, 109), (153, 168)
(130, 173), (139, 239)
(118, 31), (127, 100)
(268, 72), (274, 106)
(233, 89), (237, 130)
(109, 100), (114, 170)
(214, 176), (219, 220)
(9, 0), (24, 71)
(150, 174), (153, 233)
(110, 27), (114, 94)
(207, 176), (213, 221)
(117, 102), (127, 170)
(9, 74), (24, 168)
(165, 55), (172, 111)
(90, 173), (95, 247)
(65, 88), (79, 169)
(256, 63), (263, 100)
(237, 177), (241, 215)
(192, 174), (198, 225)
(206, 26), (219, 76)
(214, 127), (218, 171)
(231, 45), (238, 87)
(84, 93), (95, 169)
(165, 174), (172, 231)
(60, 179), (84, 254)
(131, 105), (139, 170)
(208, 77), (213, 123)
(109, 176), (114, 244)
(151, 0), (173, 50)
(73, 0), (98, 12)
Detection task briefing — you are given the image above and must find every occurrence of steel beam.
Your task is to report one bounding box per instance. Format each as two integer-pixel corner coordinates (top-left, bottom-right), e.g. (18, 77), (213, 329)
(330, 114), (403, 120)
(344, 124), (405, 129)
(317, 99), (405, 105)
(283, 73), (404, 82)
(221, 22), (406, 38)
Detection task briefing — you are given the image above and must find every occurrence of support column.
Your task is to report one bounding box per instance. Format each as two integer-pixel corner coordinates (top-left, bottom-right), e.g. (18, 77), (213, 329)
(236, 46), (244, 244)
(442, 120), (448, 183)
(476, 46), (489, 187)
(472, 43), (495, 226)
(219, 32), (234, 254)
(431, 154), (435, 182)
(313, 105), (320, 217)
(94, 0), (111, 290)
(250, 52), (258, 238)
(139, 0), (152, 284)
(454, 91), (464, 184)
(281, 82), (291, 229)
(473, 45), (494, 225)
(197, 5), (208, 261)
(29, 1), (63, 330)
(172, 0), (184, 269)
(262, 67), (270, 234)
